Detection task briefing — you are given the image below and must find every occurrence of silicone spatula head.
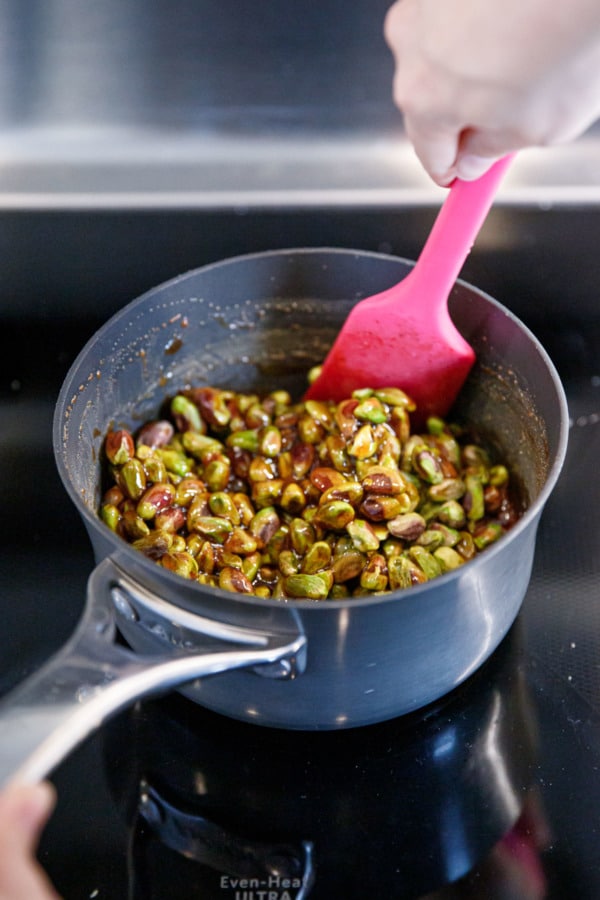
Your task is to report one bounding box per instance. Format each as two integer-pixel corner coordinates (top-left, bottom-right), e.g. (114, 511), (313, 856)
(305, 156), (514, 424)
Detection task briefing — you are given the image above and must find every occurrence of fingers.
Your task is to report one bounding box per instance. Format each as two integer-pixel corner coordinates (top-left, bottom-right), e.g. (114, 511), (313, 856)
(403, 119), (460, 186)
(0, 782), (60, 900)
(405, 118), (502, 186)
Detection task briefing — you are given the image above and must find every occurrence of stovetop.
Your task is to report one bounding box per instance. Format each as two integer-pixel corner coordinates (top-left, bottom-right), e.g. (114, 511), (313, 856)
(2, 205), (600, 899)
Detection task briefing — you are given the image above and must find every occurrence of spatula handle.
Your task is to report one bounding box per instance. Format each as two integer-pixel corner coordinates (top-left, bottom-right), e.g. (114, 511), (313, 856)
(414, 154), (515, 305)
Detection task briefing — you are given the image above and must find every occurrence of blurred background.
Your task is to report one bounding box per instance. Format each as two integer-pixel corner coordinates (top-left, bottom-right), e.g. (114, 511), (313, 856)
(0, 0), (597, 327)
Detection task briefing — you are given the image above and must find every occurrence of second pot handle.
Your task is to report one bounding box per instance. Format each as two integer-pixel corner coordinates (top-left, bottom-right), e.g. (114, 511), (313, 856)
(0, 558), (306, 787)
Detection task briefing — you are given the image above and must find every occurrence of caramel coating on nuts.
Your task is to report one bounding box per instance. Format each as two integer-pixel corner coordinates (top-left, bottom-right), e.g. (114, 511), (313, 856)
(101, 386), (520, 599)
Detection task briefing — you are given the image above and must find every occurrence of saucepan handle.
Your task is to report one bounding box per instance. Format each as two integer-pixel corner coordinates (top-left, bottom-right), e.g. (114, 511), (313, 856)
(0, 558), (306, 787)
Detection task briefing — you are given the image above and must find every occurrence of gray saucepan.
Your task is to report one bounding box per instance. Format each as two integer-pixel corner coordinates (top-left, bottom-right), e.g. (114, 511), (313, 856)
(0, 248), (568, 786)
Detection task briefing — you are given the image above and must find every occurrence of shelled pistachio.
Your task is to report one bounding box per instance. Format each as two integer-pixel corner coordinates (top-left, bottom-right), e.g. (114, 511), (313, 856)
(101, 384), (520, 600)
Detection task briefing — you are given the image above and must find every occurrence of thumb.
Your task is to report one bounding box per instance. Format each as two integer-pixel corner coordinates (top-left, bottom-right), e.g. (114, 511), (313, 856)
(0, 783), (56, 854)
(0, 782), (61, 900)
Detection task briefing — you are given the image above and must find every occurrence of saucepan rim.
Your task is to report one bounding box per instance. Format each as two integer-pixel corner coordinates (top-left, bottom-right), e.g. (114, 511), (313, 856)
(53, 247), (570, 612)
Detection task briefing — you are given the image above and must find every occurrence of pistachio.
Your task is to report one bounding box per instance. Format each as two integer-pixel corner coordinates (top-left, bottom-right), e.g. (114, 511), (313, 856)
(249, 507), (281, 546)
(291, 442), (316, 478)
(102, 382), (518, 601)
(196, 540), (215, 574)
(473, 522), (504, 550)
(100, 503), (121, 532)
(245, 403), (271, 430)
(462, 444), (491, 469)
(102, 485), (125, 507)
(118, 458), (147, 501)
(387, 512), (426, 541)
(348, 424), (377, 460)
(120, 509), (151, 540)
(251, 478), (285, 509)
(374, 387), (416, 409)
(360, 494), (410, 522)
(204, 457), (232, 492)
(320, 481), (363, 506)
(277, 451), (293, 480)
(242, 552), (262, 581)
(105, 429), (135, 465)
(278, 550), (301, 576)
(434, 546), (464, 572)
(132, 530), (172, 559)
(209, 491), (241, 524)
(428, 477), (466, 502)
(265, 526), (290, 564)
(171, 395), (204, 433)
(415, 529), (445, 551)
(290, 518), (316, 555)
(412, 446), (444, 484)
(298, 413), (325, 444)
(346, 519), (380, 552)
(426, 416), (447, 436)
(232, 492), (255, 526)
(307, 364), (322, 385)
(191, 387), (232, 429)
(332, 550), (366, 583)
(464, 474), (485, 521)
(301, 541), (332, 574)
(188, 516), (233, 543)
(437, 500), (467, 529)
(219, 566), (254, 594)
(171, 535), (187, 553)
(456, 531), (476, 560)
(284, 572), (332, 601)
(408, 546), (443, 580)
(305, 400), (335, 430)
(140, 453), (168, 484)
(136, 420), (175, 450)
(156, 448), (193, 478)
(182, 431), (224, 462)
(389, 406), (411, 444)
(137, 483), (176, 520)
(354, 397), (387, 424)
(248, 456), (277, 482)
(426, 523), (460, 547)
(225, 429), (259, 453)
(360, 554), (388, 592)
(310, 467), (348, 492)
(330, 584), (351, 599)
(360, 465), (407, 496)
(388, 556), (417, 591)
(489, 464), (510, 487)
(484, 484), (503, 513)
(259, 425), (282, 458)
(280, 482), (307, 515)
(224, 527), (259, 556)
(314, 500), (355, 531)
(155, 506), (186, 533)
(175, 478), (207, 508)
(161, 550), (199, 579)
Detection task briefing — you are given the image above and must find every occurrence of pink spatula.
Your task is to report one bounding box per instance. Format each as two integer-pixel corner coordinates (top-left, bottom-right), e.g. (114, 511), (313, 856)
(306, 155), (513, 423)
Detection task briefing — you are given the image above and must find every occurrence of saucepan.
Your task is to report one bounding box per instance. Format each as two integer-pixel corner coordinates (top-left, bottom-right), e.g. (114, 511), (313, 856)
(0, 248), (568, 787)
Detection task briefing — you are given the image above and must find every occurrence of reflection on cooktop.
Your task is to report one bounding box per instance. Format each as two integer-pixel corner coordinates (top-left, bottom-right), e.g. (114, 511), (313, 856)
(102, 624), (536, 899)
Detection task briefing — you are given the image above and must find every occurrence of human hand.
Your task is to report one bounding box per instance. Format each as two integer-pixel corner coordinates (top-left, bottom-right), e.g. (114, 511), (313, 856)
(384, 0), (600, 185)
(0, 783), (60, 900)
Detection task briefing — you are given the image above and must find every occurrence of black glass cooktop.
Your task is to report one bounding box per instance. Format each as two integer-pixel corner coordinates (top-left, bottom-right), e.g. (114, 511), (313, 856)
(2, 266), (600, 900)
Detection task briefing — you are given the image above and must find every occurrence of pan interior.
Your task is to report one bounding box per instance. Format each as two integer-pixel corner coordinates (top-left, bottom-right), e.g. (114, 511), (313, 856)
(55, 250), (562, 546)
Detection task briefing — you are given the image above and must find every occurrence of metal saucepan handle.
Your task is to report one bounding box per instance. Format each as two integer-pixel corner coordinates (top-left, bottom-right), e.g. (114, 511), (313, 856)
(0, 558), (306, 787)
